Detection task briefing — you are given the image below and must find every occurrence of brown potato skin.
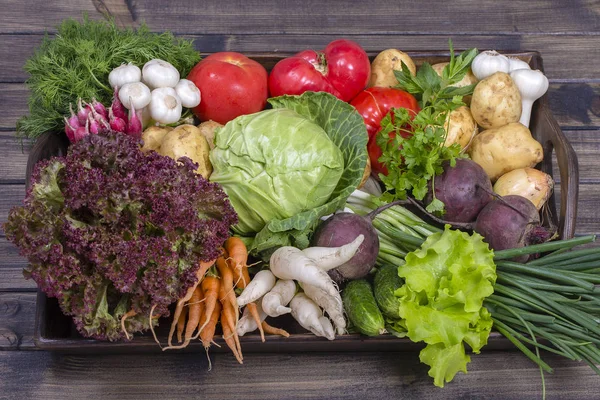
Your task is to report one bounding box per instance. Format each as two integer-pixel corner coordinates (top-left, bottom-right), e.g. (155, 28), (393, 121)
(468, 122), (543, 182)
(368, 49), (416, 88)
(141, 126), (172, 153)
(470, 72), (522, 130)
(443, 106), (478, 151)
(159, 124), (213, 178)
(197, 120), (223, 150)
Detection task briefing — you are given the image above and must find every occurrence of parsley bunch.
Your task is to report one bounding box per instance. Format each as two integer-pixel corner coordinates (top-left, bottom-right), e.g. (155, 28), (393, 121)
(377, 41), (478, 213)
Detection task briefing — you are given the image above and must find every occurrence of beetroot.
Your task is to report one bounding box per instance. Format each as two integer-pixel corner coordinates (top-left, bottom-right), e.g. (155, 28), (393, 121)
(426, 158), (493, 222)
(311, 212), (379, 284)
(474, 195), (552, 262)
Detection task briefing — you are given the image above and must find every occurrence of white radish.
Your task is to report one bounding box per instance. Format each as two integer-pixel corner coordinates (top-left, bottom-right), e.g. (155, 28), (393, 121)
(302, 283), (346, 335)
(301, 234), (364, 271)
(270, 247), (340, 301)
(237, 299), (268, 337)
(262, 279), (297, 317)
(318, 316), (335, 341)
(236, 270), (276, 307)
(289, 292), (330, 339)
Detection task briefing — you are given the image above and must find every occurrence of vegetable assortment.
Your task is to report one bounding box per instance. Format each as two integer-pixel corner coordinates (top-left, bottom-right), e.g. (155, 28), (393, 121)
(5, 17), (597, 394)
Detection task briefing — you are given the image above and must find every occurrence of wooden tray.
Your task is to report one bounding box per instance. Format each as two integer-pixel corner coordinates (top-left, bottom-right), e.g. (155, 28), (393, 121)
(29, 51), (579, 353)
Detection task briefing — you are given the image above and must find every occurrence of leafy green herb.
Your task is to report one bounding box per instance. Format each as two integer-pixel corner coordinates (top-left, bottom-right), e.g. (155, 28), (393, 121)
(17, 16), (201, 140)
(394, 40), (478, 107)
(377, 41), (478, 212)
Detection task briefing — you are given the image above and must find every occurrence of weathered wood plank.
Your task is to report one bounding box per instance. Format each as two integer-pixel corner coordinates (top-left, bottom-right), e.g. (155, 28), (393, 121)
(2, 34), (599, 83)
(1, 0), (599, 35)
(0, 237), (26, 267)
(0, 268), (34, 290)
(0, 337), (598, 399)
(2, 82), (600, 130)
(0, 135), (30, 182)
(0, 292), (35, 350)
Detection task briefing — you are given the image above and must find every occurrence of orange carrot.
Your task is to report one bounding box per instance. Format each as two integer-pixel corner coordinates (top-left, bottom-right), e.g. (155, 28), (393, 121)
(216, 256), (239, 326)
(222, 310), (243, 364)
(220, 282), (243, 361)
(262, 320), (290, 338)
(185, 286), (204, 342)
(176, 306), (188, 343)
(166, 258), (215, 348)
(201, 301), (222, 349)
(225, 238), (265, 341)
(198, 275), (220, 334)
(225, 236), (249, 287)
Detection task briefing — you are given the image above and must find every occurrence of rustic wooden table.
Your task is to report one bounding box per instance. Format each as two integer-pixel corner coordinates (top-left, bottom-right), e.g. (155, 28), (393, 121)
(1, 1), (600, 399)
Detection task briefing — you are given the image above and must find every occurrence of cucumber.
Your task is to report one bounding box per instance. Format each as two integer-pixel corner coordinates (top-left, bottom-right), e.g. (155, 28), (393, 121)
(373, 265), (404, 320)
(342, 280), (385, 336)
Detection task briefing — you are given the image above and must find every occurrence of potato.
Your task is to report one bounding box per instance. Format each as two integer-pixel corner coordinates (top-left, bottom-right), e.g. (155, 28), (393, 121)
(368, 49), (416, 88)
(470, 72), (522, 130)
(197, 120), (223, 150)
(141, 126), (172, 153)
(493, 167), (554, 210)
(468, 122), (543, 182)
(443, 106), (478, 151)
(159, 124), (213, 178)
(432, 62), (478, 104)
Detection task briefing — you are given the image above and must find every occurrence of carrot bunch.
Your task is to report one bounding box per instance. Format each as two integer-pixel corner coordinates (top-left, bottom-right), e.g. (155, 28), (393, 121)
(163, 237), (289, 363)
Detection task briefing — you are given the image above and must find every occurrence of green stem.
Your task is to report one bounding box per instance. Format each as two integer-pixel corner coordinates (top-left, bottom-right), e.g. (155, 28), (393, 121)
(493, 235), (596, 260)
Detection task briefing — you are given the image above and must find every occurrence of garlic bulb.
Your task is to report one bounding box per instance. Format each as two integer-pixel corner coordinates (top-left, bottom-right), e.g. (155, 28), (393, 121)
(149, 87), (182, 124)
(118, 82), (152, 110)
(508, 57), (532, 72)
(471, 50), (510, 80)
(142, 59), (180, 89)
(108, 63), (142, 89)
(175, 79), (201, 108)
(509, 69), (549, 127)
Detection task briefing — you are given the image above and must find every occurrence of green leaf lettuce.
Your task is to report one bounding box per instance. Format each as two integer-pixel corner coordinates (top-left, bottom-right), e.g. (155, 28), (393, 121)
(395, 226), (496, 387)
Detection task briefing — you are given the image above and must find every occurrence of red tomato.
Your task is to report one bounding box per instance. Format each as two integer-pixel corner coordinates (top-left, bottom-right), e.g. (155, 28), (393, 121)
(268, 39), (370, 102)
(350, 87), (420, 176)
(187, 52), (268, 124)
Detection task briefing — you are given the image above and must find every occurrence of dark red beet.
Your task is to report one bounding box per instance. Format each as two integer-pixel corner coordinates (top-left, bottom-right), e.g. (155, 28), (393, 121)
(311, 212), (379, 284)
(426, 158), (493, 222)
(474, 195), (552, 262)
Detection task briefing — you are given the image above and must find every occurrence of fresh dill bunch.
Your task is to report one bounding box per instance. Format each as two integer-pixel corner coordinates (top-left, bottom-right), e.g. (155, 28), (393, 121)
(17, 16), (201, 140)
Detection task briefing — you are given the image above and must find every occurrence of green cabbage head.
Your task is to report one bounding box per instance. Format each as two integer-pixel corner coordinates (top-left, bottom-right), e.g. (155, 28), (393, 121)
(209, 91), (368, 256)
(210, 108), (344, 235)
